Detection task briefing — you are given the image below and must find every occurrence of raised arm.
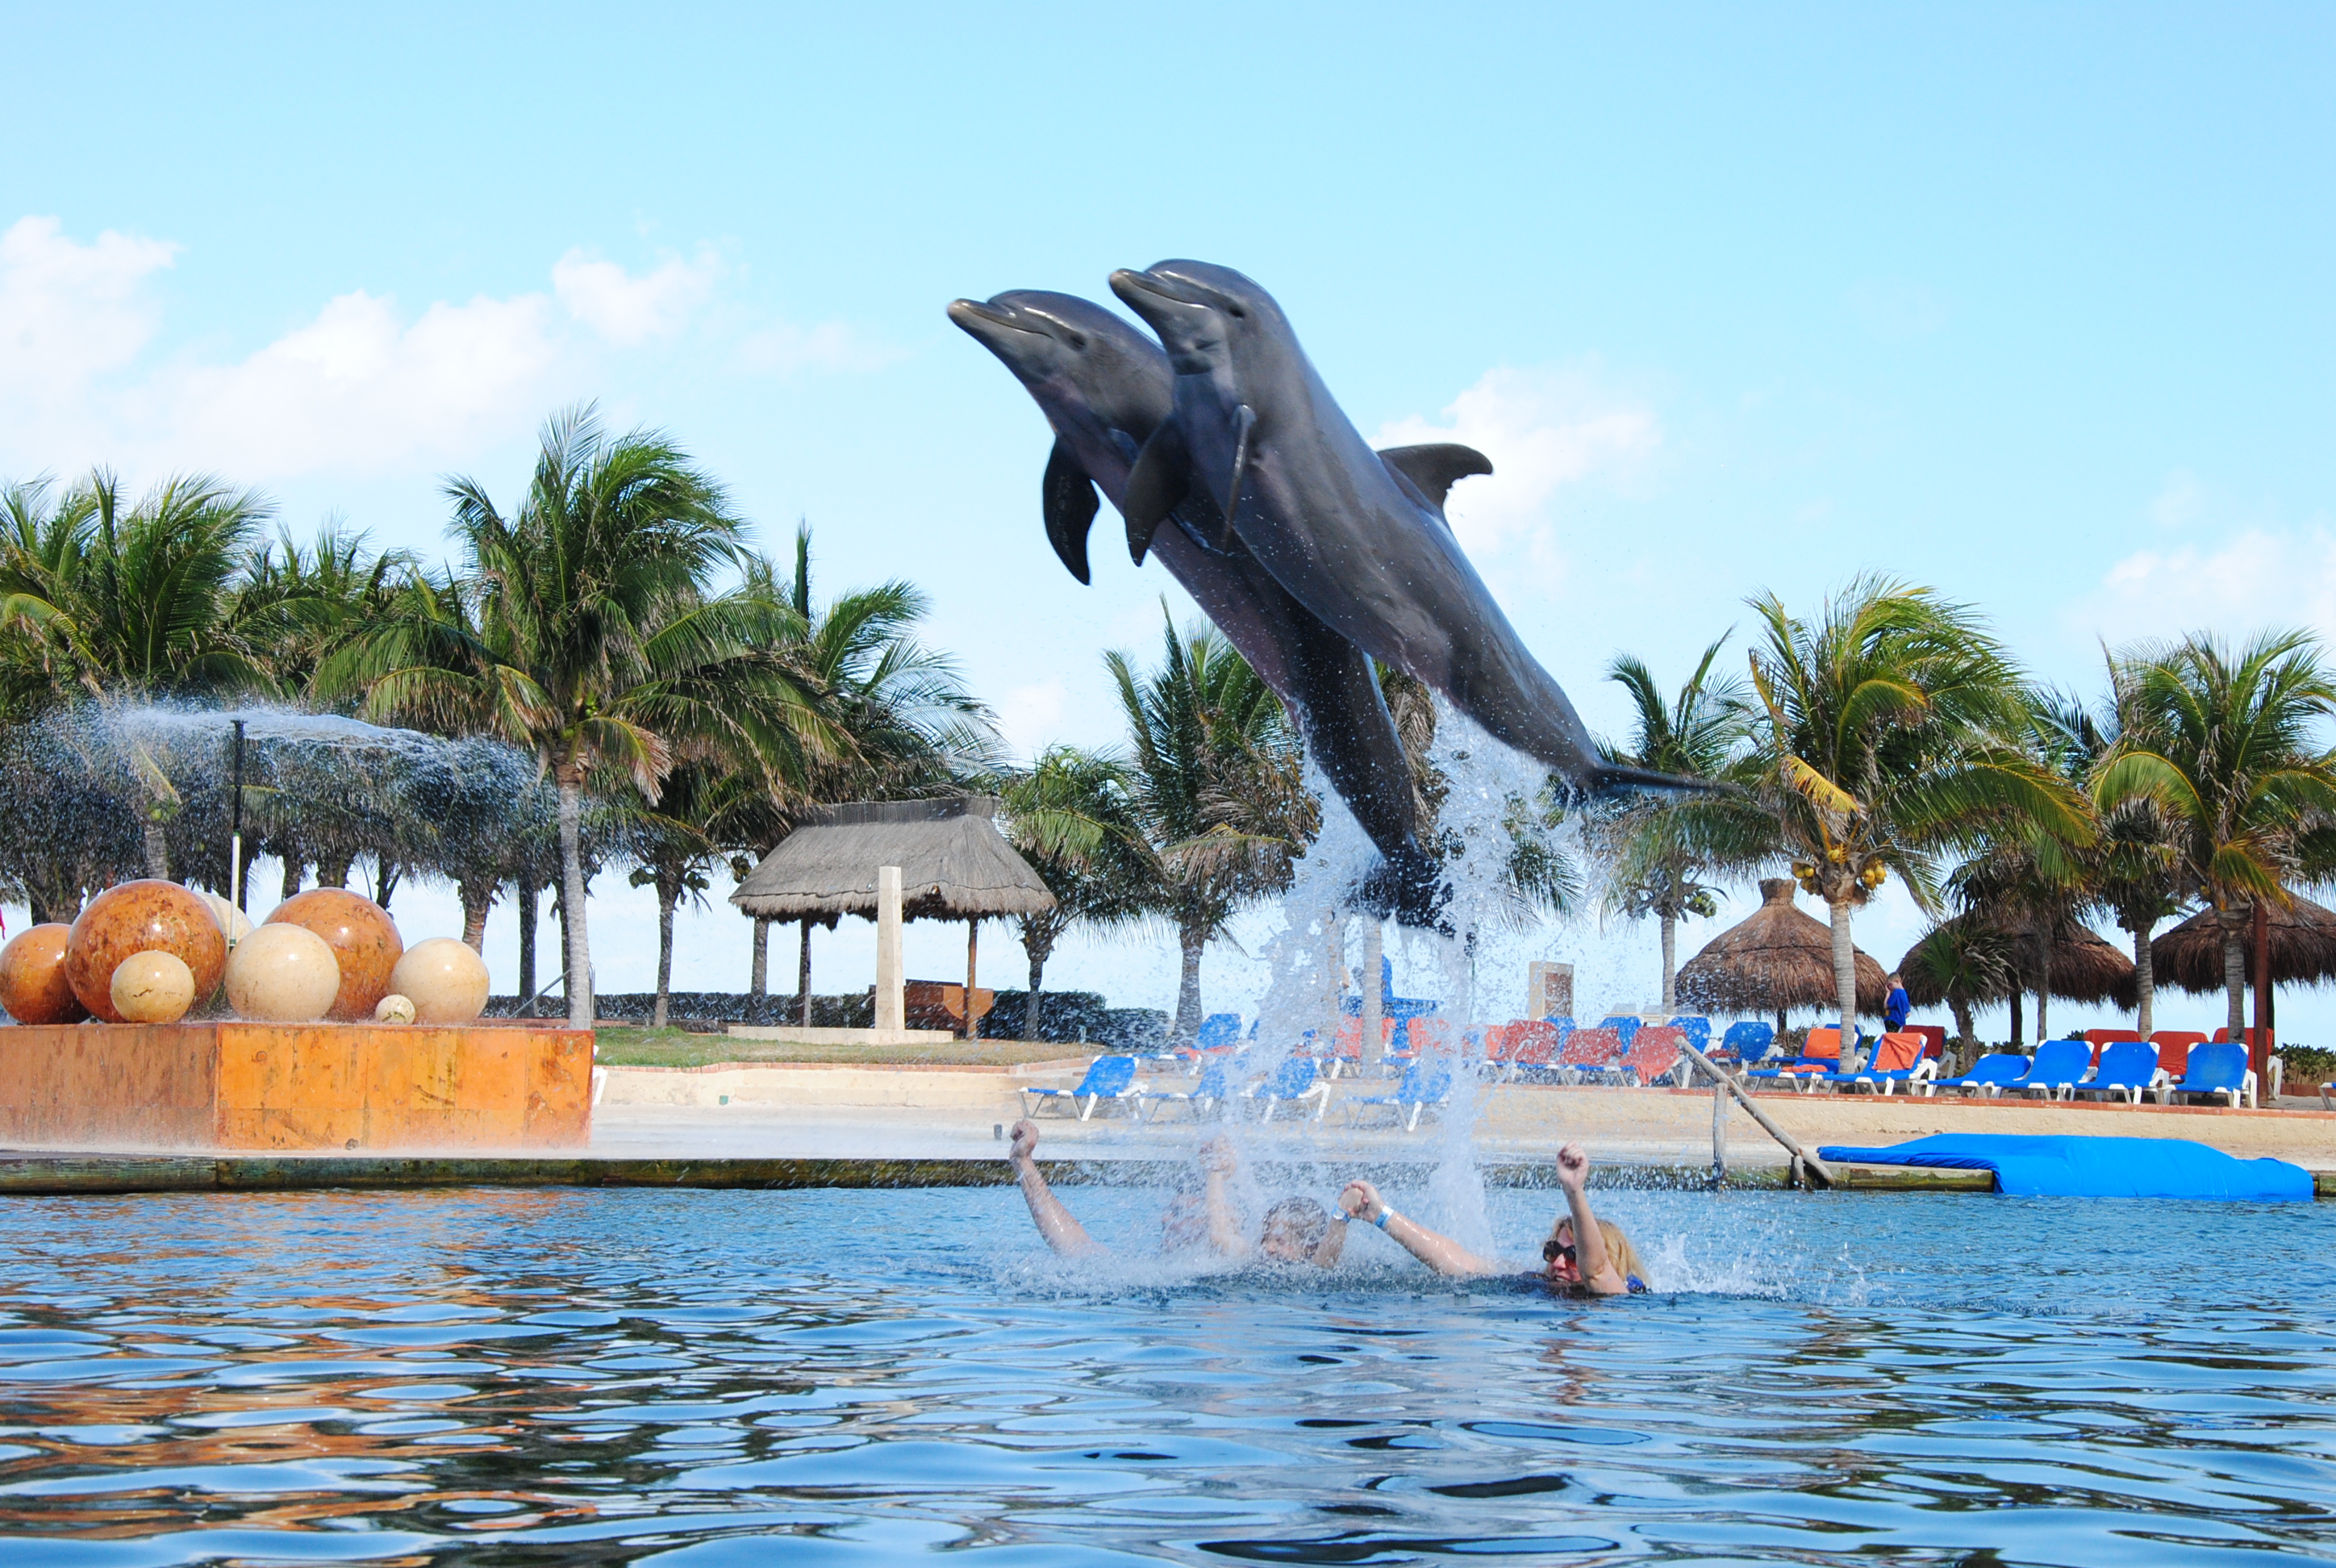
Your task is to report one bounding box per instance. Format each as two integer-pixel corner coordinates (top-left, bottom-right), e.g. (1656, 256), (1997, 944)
(1554, 1144), (1628, 1295)
(1197, 1136), (1251, 1258)
(1337, 1179), (1502, 1277)
(1008, 1120), (1101, 1257)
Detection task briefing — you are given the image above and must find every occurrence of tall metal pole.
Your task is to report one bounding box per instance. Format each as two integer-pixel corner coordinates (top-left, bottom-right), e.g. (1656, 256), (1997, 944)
(228, 719), (247, 923)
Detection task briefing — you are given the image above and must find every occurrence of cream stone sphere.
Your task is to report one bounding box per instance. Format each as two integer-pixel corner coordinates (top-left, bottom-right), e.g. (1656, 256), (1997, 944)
(111, 951), (196, 1024)
(388, 938), (490, 1024)
(195, 889), (255, 945)
(374, 992), (417, 1024)
(224, 922), (341, 1023)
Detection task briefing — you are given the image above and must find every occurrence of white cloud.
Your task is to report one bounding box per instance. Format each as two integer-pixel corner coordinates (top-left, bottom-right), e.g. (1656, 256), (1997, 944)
(553, 245), (724, 346)
(0, 216), (895, 485)
(148, 288), (572, 476)
(1373, 361), (1660, 556)
(2074, 527), (2336, 649)
(997, 678), (1070, 761)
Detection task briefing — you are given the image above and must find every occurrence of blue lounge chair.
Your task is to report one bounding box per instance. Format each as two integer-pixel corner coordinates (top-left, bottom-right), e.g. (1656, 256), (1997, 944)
(1718, 1020), (1775, 1065)
(1348, 1060), (1454, 1131)
(1195, 1012), (1244, 1049)
(1020, 1054), (1143, 1121)
(2068, 1040), (2159, 1104)
(1132, 1060), (1233, 1121)
(1596, 1015), (1643, 1048)
(2015, 1038), (2096, 1101)
(1665, 1015), (1712, 1053)
(2153, 1041), (2259, 1109)
(1924, 1052), (2032, 1099)
(1246, 1056), (1329, 1122)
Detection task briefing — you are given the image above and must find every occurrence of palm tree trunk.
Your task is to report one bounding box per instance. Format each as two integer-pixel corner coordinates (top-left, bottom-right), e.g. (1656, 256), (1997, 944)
(1950, 996), (1975, 1045)
(2221, 906), (2247, 1036)
(318, 856), (352, 890)
(2131, 920), (2155, 1036)
(375, 861), (403, 911)
(652, 874), (678, 1030)
(1024, 923), (1053, 1042)
(458, 877), (494, 952)
(2035, 939), (2052, 1041)
(517, 882), (538, 1006)
(750, 917), (770, 1003)
(142, 820), (169, 880)
(1827, 895), (1857, 1043)
(2008, 986), (2024, 1045)
(1659, 910), (1679, 1013)
(281, 855), (303, 902)
(556, 764), (592, 1029)
(1175, 920), (1206, 1042)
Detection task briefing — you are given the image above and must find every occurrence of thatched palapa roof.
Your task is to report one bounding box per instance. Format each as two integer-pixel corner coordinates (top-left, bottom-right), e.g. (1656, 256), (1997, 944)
(1675, 878), (1888, 1016)
(1898, 916), (2135, 1009)
(730, 796), (1056, 921)
(2150, 893), (2336, 994)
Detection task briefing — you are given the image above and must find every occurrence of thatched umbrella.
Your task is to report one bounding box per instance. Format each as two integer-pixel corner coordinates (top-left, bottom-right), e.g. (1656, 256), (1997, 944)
(1675, 878), (1888, 1028)
(2150, 894), (2336, 1036)
(731, 797), (1056, 1036)
(1904, 917), (2136, 1041)
(2021, 923), (2137, 1009)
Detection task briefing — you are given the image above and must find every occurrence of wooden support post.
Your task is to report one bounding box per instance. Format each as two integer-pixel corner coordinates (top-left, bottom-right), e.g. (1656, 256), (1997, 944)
(799, 916), (814, 1028)
(1362, 920), (1385, 1067)
(1712, 1075), (1727, 1186)
(874, 867), (904, 1034)
(2251, 897), (2271, 1087)
(965, 917), (980, 1040)
(1676, 1036), (1832, 1188)
(750, 918), (770, 999)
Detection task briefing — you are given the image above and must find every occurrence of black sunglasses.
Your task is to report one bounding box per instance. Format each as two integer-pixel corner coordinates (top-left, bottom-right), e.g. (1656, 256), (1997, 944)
(1541, 1239), (1577, 1265)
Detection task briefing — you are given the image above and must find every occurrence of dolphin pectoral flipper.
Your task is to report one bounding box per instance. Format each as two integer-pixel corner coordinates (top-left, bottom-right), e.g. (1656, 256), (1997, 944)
(1123, 420), (1191, 564)
(1042, 441), (1101, 585)
(1217, 403), (1258, 545)
(1377, 444), (1494, 515)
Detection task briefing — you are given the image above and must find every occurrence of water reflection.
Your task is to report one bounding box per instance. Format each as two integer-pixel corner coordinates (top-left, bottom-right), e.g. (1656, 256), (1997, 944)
(0, 1186), (2329, 1564)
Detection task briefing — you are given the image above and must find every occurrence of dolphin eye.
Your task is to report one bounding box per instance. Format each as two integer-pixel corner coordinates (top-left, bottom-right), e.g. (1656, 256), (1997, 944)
(1065, 331), (1088, 349)
(1228, 306), (1246, 319)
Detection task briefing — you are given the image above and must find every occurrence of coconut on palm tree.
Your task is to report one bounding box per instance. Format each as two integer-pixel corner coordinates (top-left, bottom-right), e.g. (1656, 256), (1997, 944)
(2096, 629), (2336, 1037)
(1744, 578), (2092, 1045)
(1593, 637), (1772, 1010)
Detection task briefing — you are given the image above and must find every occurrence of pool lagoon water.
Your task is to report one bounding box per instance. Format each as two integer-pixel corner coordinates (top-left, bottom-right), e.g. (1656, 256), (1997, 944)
(0, 1181), (2330, 1565)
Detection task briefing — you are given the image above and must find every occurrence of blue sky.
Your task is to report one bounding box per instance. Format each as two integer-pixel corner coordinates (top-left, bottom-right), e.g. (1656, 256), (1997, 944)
(4, 3), (2332, 1039)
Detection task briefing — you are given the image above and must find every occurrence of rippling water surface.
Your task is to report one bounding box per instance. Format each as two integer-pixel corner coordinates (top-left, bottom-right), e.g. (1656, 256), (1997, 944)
(0, 1182), (2330, 1565)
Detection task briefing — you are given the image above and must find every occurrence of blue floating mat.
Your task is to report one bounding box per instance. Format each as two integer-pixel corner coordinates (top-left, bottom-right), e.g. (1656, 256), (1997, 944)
(1816, 1134), (2315, 1202)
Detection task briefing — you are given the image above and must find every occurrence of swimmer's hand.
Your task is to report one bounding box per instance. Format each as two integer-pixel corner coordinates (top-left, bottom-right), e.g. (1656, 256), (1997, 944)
(1338, 1180), (1386, 1224)
(1198, 1136), (1237, 1177)
(1009, 1119), (1041, 1162)
(1555, 1142), (1590, 1193)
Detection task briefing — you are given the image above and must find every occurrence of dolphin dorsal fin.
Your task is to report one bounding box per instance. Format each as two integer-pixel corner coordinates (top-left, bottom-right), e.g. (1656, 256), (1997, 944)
(1122, 421), (1191, 564)
(1042, 440), (1100, 585)
(1378, 443), (1494, 515)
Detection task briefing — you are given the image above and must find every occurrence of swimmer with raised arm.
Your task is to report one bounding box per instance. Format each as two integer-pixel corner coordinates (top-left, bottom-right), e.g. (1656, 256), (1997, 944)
(1338, 1142), (1650, 1295)
(1007, 1118), (1345, 1267)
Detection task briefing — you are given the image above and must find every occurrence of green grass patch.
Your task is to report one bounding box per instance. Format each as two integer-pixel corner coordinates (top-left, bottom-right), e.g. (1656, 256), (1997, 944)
(591, 1026), (1087, 1070)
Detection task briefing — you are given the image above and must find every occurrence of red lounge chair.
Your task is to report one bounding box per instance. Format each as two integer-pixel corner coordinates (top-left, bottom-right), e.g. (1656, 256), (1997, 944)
(1616, 1025), (1687, 1086)
(1554, 1025), (1625, 1083)
(2149, 1030), (2209, 1078)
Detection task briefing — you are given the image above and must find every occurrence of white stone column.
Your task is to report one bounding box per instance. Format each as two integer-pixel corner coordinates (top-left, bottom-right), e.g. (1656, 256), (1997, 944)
(874, 865), (905, 1034)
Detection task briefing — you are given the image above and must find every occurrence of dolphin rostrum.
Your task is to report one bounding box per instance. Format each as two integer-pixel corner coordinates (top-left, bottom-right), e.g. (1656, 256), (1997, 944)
(946, 290), (1442, 918)
(1108, 260), (1702, 799)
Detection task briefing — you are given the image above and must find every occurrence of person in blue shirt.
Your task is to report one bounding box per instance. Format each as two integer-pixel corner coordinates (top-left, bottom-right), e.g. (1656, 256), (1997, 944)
(1884, 972), (1912, 1033)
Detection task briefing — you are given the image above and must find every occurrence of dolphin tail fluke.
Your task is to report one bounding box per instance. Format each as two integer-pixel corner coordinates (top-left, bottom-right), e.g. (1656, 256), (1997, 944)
(1042, 441), (1099, 585)
(1123, 421), (1191, 564)
(1583, 762), (1741, 801)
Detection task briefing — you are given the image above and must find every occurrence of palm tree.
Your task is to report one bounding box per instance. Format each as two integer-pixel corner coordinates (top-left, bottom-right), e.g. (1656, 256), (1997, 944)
(1745, 578), (2092, 1042)
(233, 521), (412, 701)
(324, 406), (828, 1027)
(2096, 630), (2336, 1034)
(1901, 912), (2015, 1048)
(626, 761), (794, 1028)
(1593, 637), (1773, 1010)
(1109, 609), (1315, 1041)
(0, 471), (273, 874)
(999, 745), (1144, 1040)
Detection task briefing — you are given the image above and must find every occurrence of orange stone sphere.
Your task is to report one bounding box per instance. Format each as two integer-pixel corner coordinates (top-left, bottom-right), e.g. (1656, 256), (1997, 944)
(65, 881), (228, 1023)
(265, 888), (404, 1021)
(0, 924), (88, 1025)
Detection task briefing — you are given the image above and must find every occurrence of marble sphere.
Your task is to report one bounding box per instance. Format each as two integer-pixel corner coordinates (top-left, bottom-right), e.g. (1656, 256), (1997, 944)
(388, 938), (490, 1024)
(66, 880), (228, 1024)
(265, 889), (404, 1021)
(223, 922), (341, 1023)
(0, 924), (88, 1025)
(196, 889), (256, 944)
(374, 993), (417, 1025)
(111, 951), (196, 1024)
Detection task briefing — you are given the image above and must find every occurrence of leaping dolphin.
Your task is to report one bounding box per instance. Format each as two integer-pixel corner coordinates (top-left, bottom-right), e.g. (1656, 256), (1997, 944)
(1108, 260), (1702, 799)
(946, 290), (1442, 919)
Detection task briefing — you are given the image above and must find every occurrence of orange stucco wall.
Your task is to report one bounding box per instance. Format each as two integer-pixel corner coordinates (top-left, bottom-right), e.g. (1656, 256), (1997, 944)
(0, 1022), (591, 1151)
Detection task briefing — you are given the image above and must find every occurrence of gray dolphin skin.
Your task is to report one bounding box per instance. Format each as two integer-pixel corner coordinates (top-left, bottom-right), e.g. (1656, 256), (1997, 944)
(947, 290), (1442, 919)
(1108, 260), (1701, 799)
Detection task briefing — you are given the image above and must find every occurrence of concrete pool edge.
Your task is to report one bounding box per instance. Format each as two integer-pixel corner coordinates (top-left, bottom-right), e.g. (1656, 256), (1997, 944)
(0, 1149), (2130, 1197)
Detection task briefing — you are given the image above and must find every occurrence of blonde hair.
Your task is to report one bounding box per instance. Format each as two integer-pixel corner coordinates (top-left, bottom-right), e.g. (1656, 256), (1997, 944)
(1550, 1216), (1651, 1292)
